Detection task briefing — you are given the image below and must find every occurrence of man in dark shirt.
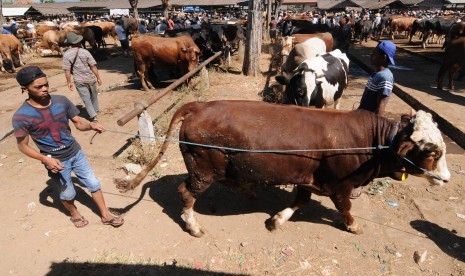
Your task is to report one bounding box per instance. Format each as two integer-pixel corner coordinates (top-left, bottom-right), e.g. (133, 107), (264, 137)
(269, 16), (278, 43)
(12, 66), (124, 228)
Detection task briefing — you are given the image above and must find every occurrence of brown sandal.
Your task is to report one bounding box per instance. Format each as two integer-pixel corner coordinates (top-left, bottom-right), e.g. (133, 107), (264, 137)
(102, 217), (124, 227)
(70, 216), (89, 228)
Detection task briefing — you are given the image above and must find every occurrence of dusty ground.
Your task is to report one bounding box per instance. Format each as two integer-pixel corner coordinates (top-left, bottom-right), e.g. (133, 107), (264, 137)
(0, 40), (465, 276)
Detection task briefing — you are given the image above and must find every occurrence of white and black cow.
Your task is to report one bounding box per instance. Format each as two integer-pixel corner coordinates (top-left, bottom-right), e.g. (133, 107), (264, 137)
(275, 49), (349, 109)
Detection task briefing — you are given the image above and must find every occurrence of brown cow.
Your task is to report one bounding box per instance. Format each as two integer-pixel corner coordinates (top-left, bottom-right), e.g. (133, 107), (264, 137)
(389, 17), (416, 40)
(291, 33), (334, 52)
(36, 25), (59, 37)
(143, 101), (450, 237)
(35, 28), (73, 55)
(0, 34), (24, 72)
(132, 35), (200, 90)
(437, 37), (465, 90)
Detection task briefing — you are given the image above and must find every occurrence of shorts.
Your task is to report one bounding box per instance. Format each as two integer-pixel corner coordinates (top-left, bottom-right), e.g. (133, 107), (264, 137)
(51, 150), (102, 200)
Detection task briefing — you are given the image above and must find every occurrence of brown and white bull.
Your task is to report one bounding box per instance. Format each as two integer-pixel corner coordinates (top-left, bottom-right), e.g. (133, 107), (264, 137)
(132, 35), (200, 90)
(139, 101), (450, 237)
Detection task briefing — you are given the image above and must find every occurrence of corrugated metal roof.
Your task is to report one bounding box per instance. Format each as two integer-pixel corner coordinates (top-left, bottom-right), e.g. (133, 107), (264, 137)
(400, 0), (423, 5)
(27, 5), (71, 15)
(317, 0), (346, 9)
(282, 0), (317, 4)
(353, 0), (401, 9)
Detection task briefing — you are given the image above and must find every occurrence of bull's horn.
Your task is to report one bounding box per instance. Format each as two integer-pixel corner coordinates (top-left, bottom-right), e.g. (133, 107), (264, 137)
(410, 131), (422, 142)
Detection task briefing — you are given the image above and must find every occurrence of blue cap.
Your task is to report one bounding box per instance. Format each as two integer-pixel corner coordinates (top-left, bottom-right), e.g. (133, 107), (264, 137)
(377, 41), (396, 65)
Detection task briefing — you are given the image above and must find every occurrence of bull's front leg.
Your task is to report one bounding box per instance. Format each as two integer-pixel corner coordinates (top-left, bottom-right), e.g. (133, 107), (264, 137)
(266, 186), (311, 231)
(330, 190), (362, 234)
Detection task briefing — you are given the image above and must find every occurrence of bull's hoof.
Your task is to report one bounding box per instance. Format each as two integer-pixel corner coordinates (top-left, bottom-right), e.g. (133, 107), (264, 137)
(265, 217), (278, 232)
(189, 228), (206, 238)
(346, 222), (363, 235)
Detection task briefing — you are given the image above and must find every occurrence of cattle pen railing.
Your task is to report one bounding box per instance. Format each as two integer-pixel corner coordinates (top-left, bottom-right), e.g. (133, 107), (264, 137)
(117, 50), (224, 127)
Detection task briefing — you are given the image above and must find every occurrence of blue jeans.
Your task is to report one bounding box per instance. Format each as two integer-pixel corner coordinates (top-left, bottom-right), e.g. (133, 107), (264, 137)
(55, 150), (101, 200)
(75, 82), (99, 119)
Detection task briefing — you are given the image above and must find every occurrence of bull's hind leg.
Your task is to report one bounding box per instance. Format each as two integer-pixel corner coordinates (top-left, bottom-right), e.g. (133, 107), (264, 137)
(178, 168), (216, 237)
(330, 190), (362, 234)
(266, 186), (311, 231)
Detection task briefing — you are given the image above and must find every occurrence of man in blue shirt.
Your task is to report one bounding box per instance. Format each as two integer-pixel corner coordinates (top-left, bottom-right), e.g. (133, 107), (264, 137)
(12, 66), (124, 228)
(358, 41), (396, 116)
(353, 41), (396, 198)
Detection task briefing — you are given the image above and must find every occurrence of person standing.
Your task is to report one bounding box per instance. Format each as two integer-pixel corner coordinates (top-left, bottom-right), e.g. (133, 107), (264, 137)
(269, 16), (278, 44)
(115, 20), (130, 56)
(358, 41), (396, 116)
(12, 66), (124, 228)
(63, 32), (102, 122)
(352, 41), (396, 199)
(167, 15), (174, 30)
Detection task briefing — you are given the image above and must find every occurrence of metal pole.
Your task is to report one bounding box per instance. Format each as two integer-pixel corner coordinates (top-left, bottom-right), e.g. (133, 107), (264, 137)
(117, 50), (223, 126)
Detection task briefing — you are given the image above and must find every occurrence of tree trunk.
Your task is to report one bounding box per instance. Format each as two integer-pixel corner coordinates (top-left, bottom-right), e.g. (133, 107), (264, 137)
(265, 0), (272, 42)
(242, 0), (263, 76)
(129, 0), (139, 19)
(0, 1), (4, 32)
(274, 0), (281, 20)
(162, 0), (171, 19)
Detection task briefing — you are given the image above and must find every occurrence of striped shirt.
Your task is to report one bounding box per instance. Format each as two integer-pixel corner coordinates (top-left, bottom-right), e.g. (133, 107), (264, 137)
(63, 48), (97, 84)
(358, 68), (394, 113)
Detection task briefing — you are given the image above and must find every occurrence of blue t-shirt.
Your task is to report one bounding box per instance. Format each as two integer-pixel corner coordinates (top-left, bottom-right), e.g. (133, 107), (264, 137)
(12, 95), (81, 160)
(358, 68), (394, 113)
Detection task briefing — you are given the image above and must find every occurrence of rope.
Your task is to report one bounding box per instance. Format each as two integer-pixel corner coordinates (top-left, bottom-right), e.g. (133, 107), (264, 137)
(98, 128), (445, 181)
(101, 129), (389, 153)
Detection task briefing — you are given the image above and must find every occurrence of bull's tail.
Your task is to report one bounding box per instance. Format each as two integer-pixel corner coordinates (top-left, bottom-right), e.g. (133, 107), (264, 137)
(114, 103), (193, 191)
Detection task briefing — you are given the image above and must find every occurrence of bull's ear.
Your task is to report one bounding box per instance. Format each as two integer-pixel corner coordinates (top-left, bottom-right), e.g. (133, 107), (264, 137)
(397, 141), (415, 158)
(410, 131), (422, 142)
(275, 75), (290, 85)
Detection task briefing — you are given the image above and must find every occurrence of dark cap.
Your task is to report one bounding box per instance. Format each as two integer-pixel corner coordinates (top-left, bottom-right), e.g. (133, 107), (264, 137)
(16, 66), (47, 87)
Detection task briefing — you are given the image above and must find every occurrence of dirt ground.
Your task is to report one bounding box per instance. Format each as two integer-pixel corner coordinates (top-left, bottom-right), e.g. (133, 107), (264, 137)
(0, 40), (465, 276)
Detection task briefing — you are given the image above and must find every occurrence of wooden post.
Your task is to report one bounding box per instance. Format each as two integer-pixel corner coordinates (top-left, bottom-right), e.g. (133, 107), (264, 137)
(265, 0), (272, 42)
(200, 67), (209, 91)
(242, 0), (263, 76)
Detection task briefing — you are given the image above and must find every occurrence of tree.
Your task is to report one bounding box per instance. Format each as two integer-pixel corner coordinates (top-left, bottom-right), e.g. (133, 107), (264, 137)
(128, 0), (139, 19)
(242, 0), (264, 76)
(0, 0), (4, 33)
(162, 0), (171, 19)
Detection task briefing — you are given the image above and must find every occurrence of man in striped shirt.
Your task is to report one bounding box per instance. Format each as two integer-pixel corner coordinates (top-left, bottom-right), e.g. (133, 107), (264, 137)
(358, 41), (396, 116)
(353, 41), (396, 199)
(63, 32), (102, 122)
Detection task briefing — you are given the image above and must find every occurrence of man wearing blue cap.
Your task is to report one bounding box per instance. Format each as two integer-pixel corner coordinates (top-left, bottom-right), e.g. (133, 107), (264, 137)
(358, 40), (396, 116)
(353, 41), (396, 198)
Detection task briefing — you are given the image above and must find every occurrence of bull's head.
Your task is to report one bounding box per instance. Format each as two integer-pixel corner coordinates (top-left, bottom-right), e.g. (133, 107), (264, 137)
(275, 62), (325, 106)
(395, 110), (450, 186)
(181, 47), (201, 70)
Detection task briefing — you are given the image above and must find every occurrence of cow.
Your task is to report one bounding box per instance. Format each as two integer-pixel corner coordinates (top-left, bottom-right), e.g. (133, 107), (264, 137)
(276, 49), (349, 109)
(139, 101), (450, 237)
(132, 35), (201, 90)
(35, 29), (73, 55)
(122, 17), (139, 36)
(354, 20), (373, 43)
(280, 37), (327, 76)
(286, 33), (334, 52)
(36, 25), (59, 37)
(389, 17), (416, 40)
(409, 19), (425, 44)
(422, 18), (457, 48)
(85, 25), (105, 48)
(444, 22), (465, 49)
(73, 26), (97, 51)
(85, 22), (117, 45)
(437, 37), (465, 90)
(0, 34), (25, 72)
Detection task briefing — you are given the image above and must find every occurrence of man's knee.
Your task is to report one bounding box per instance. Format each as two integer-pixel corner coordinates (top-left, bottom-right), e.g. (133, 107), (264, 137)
(85, 177), (101, 193)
